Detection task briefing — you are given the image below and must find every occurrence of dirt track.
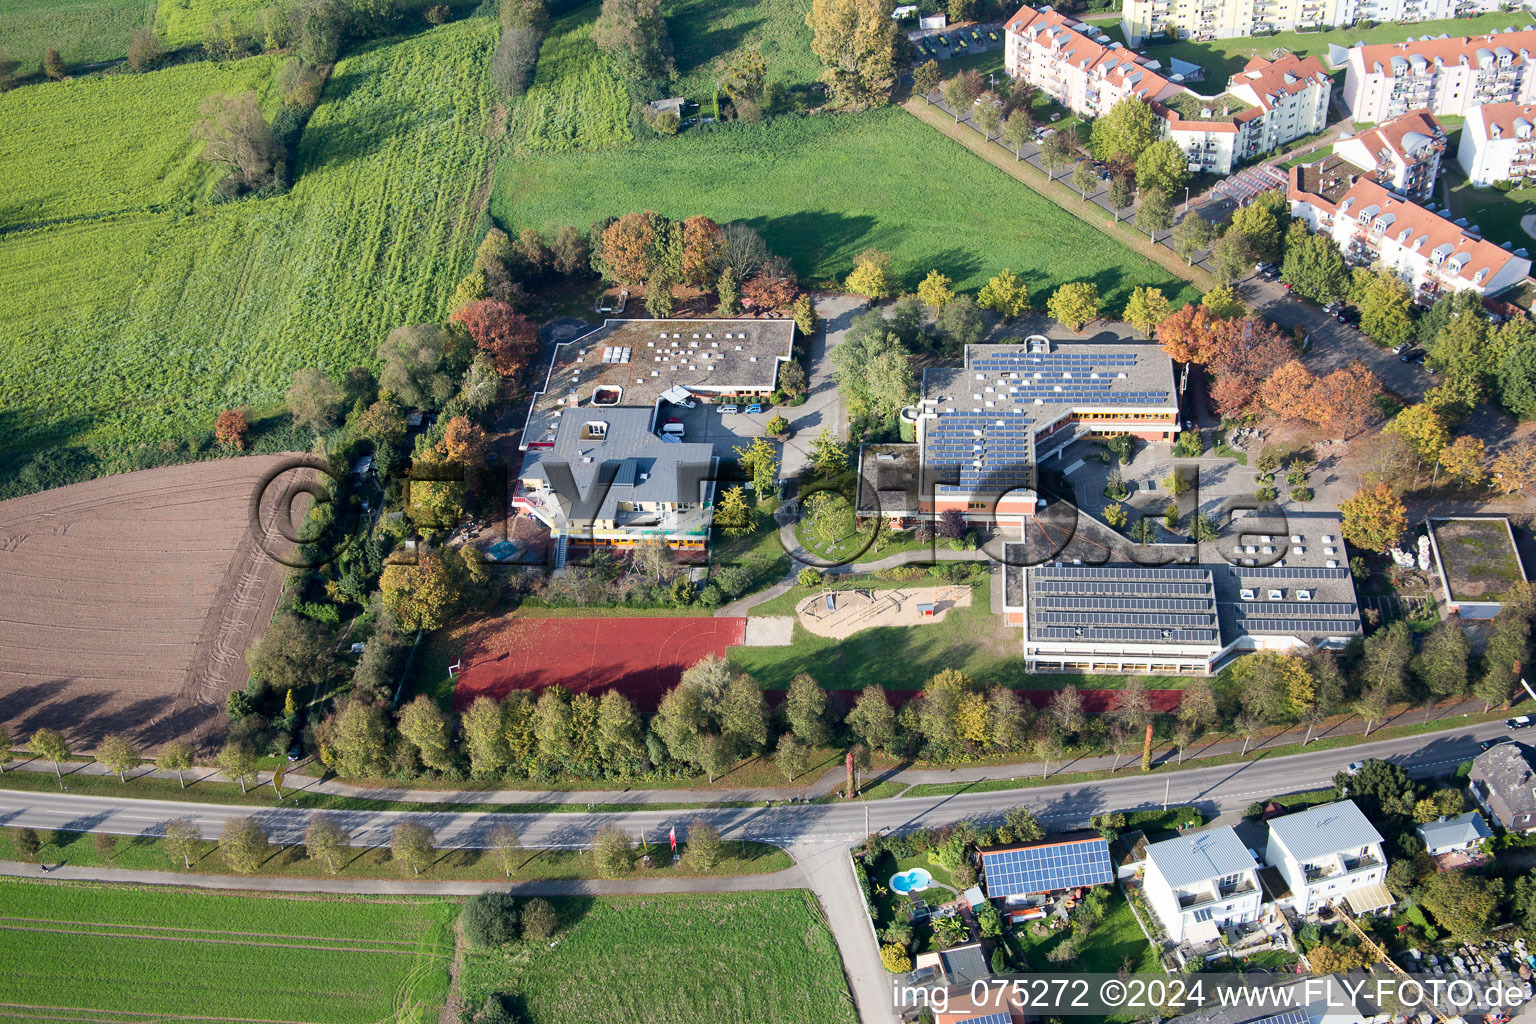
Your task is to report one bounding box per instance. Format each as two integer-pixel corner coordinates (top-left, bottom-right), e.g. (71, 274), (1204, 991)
(0, 456), (309, 754)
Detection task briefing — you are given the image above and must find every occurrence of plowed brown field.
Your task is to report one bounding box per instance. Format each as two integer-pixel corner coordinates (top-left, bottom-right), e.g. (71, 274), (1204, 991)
(0, 455), (312, 753)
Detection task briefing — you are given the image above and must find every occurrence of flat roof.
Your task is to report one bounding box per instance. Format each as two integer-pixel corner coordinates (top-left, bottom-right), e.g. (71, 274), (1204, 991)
(523, 318), (794, 447)
(1428, 517), (1528, 603)
(855, 443), (921, 516)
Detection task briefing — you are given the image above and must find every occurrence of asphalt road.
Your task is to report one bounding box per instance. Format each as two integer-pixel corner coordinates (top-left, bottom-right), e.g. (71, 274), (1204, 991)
(0, 716), (1510, 851)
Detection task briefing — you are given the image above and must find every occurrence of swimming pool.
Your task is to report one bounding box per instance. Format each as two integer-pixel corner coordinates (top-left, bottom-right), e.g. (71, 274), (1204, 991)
(889, 868), (934, 894)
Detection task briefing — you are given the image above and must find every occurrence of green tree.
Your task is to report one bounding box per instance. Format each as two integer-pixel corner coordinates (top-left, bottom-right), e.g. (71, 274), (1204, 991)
(845, 247), (895, 298)
(304, 814), (350, 874)
(96, 734), (141, 782)
(593, 824), (635, 878)
(1353, 270), (1414, 349)
(462, 696), (510, 777)
(1135, 138), (1189, 196)
(1418, 872), (1504, 941)
(1414, 618), (1470, 704)
(1091, 96), (1158, 161)
(13, 827), (40, 861)
(1210, 231), (1255, 284)
(379, 553), (463, 632)
(521, 897), (558, 940)
(163, 818), (201, 870)
(219, 816), (270, 874)
(596, 690), (646, 772)
(398, 694), (454, 773)
(1046, 281), (1101, 331)
(592, 0), (673, 84)
(156, 741), (195, 788)
(1109, 173), (1135, 212)
(1496, 336), (1536, 420)
(913, 58), (941, 100)
(1000, 110), (1033, 158)
(1386, 403), (1450, 466)
(682, 820), (724, 872)
(713, 485), (757, 537)
(326, 698), (391, 778)
(1281, 230), (1350, 304)
(462, 892), (521, 948)
(978, 268), (1030, 319)
(286, 367), (344, 433)
(936, 294), (984, 352)
(31, 728), (69, 788)
(215, 742), (260, 793)
(785, 671), (833, 746)
(1040, 131), (1072, 179)
(1073, 160), (1098, 200)
(1137, 189), (1173, 235)
(719, 673), (769, 755)
(809, 428), (848, 479)
(246, 612), (332, 696)
(846, 685), (897, 751)
(917, 269), (955, 311)
(1122, 286), (1171, 338)
(1172, 214), (1214, 266)
(805, 0), (898, 108)
(732, 435), (780, 497)
(487, 824), (522, 879)
(776, 732), (811, 780)
(1227, 192), (1287, 263)
(391, 822), (436, 876)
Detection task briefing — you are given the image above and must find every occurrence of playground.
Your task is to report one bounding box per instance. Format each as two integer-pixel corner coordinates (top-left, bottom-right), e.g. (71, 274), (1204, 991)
(795, 585), (973, 640)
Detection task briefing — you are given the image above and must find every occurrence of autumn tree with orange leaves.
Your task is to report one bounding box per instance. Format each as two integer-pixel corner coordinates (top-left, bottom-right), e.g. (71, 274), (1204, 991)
(451, 299), (538, 378)
(1205, 316), (1294, 417)
(215, 408), (250, 450)
(599, 211), (660, 286)
(439, 416), (489, 464)
(1258, 359), (1379, 437)
(743, 255), (799, 311)
(1156, 304), (1217, 365)
(679, 215), (727, 287)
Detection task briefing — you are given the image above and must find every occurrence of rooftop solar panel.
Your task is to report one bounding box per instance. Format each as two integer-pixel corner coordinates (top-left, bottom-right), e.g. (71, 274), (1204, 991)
(980, 839), (1113, 897)
(959, 1015), (1013, 1024)
(1240, 618), (1362, 634)
(1233, 566), (1350, 580)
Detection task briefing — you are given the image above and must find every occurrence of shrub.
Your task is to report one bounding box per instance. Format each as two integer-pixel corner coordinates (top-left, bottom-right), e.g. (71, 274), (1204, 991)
(1256, 485), (1278, 502)
(520, 897), (558, 941)
(127, 29), (165, 72)
(461, 892), (520, 947)
(797, 567), (823, 587)
(1290, 486), (1313, 502)
(426, 4), (453, 23)
(881, 942), (912, 973)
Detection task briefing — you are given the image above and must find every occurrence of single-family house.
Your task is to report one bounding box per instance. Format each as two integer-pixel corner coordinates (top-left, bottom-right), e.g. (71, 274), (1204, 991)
(1416, 810), (1494, 856)
(1264, 800), (1392, 917)
(1142, 826), (1263, 943)
(977, 833), (1113, 908)
(1469, 741), (1536, 833)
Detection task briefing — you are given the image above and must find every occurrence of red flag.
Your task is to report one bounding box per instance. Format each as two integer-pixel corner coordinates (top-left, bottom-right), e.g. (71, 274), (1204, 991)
(669, 826), (677, 852)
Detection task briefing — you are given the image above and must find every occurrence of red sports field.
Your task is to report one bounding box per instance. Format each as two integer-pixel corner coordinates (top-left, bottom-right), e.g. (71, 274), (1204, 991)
(453, 616), (747, 711)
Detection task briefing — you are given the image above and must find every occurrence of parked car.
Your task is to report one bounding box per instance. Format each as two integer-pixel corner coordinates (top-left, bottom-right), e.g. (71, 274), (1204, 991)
(1346, 761), (1366, 775)
(1481, 736), (1515, 751)
(1399, 347), (1422, 362)
(1507, 715), (1533, 729)
(1411, 351), (1427, 366)
(745, 403), (764, 414)
(1393, 342), (1413, 354)
(1337, 309), (1359, 325)
(720, 404), (739, 414)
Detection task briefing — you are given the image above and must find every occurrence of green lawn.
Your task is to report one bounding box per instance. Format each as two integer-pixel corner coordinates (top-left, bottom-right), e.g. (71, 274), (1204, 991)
(459, 891), (859, 1024)
(666, 0), (821, 102)
(1143, 11), (1533, 95)
(1445, 168), (1536, 251)
(0, 18), (497, 473)
(0, 878), (454, 1024)
(0, 0), (157, 69)
(153, 0), (265, 47)
(491, 106), (1199, 302)
(1011, 885), (1158, 974)
(511, 1), (632, 152)
(1279, 144), (1331, 169)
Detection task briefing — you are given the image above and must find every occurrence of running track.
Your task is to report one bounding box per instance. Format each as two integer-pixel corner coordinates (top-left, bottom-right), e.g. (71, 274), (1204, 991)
(454, 616), (747, 711)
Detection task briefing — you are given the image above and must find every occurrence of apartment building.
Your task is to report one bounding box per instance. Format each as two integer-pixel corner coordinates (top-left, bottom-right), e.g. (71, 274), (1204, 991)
(1289, 156), (1533, 299)
(1122, 0), (1499, 45)
(1264, 800), (1393, 917)
(1342, 29), (1536, 123)
(1459, 101), (1536, 185)
(1005, 6), (1330, 174)
(1333, 108), (1447, 201)
(1142, 826), (1263, 943)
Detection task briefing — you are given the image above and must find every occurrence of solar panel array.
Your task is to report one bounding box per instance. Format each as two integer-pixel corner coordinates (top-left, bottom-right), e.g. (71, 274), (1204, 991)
(1242, 617), (1362, 635)
(1036, 626), (1221, 643)
(1035, 579), (1210, 597)
(1038, 610), (1217, 628)
(981, 840), (1113, 897)
(926, 410), (1036, 490)
(1038, 565), (1209, 580)
(962, 1015), (1013, 1024)
(1255, 1009), (1311, 1024)
(1237, 602), (1357, 617)
(1231, 566), (1350, 580)
(1038, 595), (1213, 611)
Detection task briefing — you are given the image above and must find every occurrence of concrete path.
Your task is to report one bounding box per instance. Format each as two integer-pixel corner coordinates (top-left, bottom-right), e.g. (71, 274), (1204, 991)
(0, 858), (805, 897)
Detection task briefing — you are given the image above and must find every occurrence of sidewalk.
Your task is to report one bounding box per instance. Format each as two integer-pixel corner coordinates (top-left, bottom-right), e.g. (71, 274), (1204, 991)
(0, 859), (806, 896)
(2, 695), (1497, 806)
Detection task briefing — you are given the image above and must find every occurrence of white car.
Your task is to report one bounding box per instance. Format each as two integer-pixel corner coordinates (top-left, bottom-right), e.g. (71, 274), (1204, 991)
(1346, 761), (1365, 775)
(1507, 715), (1533, 730)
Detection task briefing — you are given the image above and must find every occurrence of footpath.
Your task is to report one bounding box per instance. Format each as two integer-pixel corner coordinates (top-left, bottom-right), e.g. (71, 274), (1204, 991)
(1, 695), (1499, 806)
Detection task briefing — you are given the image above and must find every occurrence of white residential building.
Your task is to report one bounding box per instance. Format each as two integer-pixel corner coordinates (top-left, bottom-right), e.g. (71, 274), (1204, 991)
(1005, 6), (1330, 174)
(1416, 810), (1494, 855)
(1342, 29), (1536, 123)
(1264, 800), (1393, 917)
(1289, 157), (1532, 300)
(1121, 0), (1500, 46)
(1458, 101), (1536, 185)
(1333, 108), (1448, 202)
(1142, 826), (1263, 943)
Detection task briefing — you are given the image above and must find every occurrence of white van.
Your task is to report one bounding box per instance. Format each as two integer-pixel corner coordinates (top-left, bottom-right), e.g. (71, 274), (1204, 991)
(661, 421), (685, 439)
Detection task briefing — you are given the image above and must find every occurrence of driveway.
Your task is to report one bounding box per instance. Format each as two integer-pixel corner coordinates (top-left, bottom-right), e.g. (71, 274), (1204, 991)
(778, 294), (858, 477)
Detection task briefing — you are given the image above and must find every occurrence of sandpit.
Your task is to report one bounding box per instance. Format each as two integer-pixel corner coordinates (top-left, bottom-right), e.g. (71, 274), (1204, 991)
(795, 585), (973, 639)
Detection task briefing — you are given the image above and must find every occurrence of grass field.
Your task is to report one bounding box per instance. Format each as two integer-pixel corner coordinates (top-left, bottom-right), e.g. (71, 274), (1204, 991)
(1446, 168), (1536, 250)
(0, 18), (497, 460)
(492, 106), (1197, 300)
(511, 1), (632, 152)
(0, 0), (157, 69)
(0, 878), (455, 1024)
(153, 0), (265, 47)
(1146, 11), (1533, 94)
(666, 0), (821, 101)
(460, 891), (858, 1024)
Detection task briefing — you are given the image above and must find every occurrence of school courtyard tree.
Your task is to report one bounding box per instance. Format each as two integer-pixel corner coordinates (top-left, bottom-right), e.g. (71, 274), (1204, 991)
(978, 268), (1030, 319)
(846, 247), (895, 299)
(917, 270), (955, 312)
(806, 0), (898, 108)
(1046, 281), (1101, 331)
(1339, 483), (1407, 553)
(1122, 286), (1171, 338)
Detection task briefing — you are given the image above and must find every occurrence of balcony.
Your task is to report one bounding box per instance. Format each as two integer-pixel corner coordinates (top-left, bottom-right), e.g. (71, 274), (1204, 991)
(1178, 879), (1257, 910)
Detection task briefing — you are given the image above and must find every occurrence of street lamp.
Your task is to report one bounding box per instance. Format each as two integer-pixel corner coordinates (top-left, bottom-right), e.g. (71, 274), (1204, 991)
(1184, 184), (1191, 212)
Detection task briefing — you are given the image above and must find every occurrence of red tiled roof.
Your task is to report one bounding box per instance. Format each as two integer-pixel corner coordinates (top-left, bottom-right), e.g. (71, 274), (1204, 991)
(1353, 29), (1536, 78)
(1349, 108), (1445, 162)
(1471, 101), (1536, 140)
(1228, 53), (1331, 113)
(1289, 167), (1522, 284)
